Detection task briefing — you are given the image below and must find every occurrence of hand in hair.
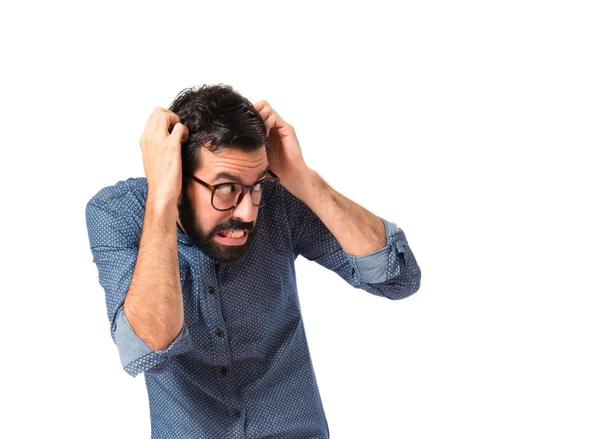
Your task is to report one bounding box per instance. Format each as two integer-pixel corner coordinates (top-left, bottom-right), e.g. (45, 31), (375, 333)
(139, 107), (189, 208)
(253, 100), (311, 193)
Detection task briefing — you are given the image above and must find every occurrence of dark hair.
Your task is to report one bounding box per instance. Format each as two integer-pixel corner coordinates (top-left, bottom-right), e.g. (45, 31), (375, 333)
(168, 84), (267, 189)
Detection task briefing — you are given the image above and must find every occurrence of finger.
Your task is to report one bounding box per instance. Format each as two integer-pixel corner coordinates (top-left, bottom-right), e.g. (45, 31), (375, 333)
(261, 103), (287, 125)
(253, 100), (269, 114)
(170, 122), (189, 143)
(167, 113), (181, 131)
(258, 105), (271, 122)
(143, 111), (154, 133)
(150, 107), (181, 134)
(140, 110), (156, 145)
(266, 111), (291, 135)
(264, 113), (277, 136)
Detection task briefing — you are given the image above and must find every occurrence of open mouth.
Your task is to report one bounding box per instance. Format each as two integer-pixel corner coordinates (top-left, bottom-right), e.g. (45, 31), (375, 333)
(214, 229), (249, 245)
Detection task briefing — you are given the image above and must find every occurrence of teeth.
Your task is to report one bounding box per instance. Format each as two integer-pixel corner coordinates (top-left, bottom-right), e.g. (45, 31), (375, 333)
(223, 230), (244, 238)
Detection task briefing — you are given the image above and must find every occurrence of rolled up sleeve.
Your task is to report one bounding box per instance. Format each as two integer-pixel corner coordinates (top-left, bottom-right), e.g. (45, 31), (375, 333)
(285, 185), (421, 300)
(349, 218), (400, 284)
(349, 217), (421, 299)
(85, 197), (194, 377)
(113, 305), (192, 377)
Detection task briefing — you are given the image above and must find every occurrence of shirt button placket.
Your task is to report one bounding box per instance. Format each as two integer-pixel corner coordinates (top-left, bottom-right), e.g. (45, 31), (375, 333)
(205, 281), (243, 419)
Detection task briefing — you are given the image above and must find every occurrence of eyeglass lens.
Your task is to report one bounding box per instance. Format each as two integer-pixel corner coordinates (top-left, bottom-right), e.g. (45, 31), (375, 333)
(212, 179), (277, 210)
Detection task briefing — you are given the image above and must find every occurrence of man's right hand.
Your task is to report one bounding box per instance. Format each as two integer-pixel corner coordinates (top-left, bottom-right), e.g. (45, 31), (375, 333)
(139, 107), (189, 208)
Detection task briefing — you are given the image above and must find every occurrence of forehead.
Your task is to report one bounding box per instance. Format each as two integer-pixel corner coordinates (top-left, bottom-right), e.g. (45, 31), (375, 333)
(199, 146), (268, 179)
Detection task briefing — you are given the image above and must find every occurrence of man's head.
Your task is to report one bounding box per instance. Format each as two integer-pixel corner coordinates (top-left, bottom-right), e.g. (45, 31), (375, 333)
(169, 84), (268, 264)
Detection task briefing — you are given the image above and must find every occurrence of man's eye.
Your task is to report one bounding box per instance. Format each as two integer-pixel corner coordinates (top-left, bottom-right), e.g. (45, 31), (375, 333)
(253, 183), (262, 192)
(217, 184), (236, 195)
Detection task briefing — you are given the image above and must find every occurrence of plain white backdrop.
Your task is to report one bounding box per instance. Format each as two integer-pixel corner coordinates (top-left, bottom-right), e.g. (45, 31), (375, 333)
(1, 1), (599, 438)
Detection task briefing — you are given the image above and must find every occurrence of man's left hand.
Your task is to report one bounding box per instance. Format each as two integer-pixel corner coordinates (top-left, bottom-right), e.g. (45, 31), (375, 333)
(253, 100), (311, 191)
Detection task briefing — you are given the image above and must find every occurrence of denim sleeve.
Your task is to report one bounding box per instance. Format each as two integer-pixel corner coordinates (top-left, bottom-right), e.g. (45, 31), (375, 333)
(113, 305), (191, 376)
(85, 197), (194, 377)
(284, 187), (421, 300)
(349, 218), (400, 284)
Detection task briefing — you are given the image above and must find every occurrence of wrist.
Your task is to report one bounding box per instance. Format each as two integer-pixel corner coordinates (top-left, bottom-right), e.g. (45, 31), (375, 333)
(146, 191), (179, 222)
(283, 166), (315, 198)
(287, 168), (329, 208)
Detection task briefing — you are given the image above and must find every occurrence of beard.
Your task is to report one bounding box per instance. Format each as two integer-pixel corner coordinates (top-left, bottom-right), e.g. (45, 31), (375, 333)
(177, 192), (257, 264)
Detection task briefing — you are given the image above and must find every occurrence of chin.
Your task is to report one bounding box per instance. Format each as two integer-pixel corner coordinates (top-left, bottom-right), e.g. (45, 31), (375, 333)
(213, 248), (250, 265)
(207, 232), (256, 265)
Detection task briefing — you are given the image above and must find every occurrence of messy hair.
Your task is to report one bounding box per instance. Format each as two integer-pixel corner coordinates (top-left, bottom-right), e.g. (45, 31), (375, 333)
(168, 84), (267, 189)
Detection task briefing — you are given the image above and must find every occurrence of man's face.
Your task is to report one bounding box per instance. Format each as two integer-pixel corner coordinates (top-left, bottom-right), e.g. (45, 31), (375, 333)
(177, 146), (268, 264)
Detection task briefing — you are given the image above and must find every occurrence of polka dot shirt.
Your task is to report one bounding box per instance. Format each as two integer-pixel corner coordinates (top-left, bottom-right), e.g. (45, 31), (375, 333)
(85, 177), (421, 438)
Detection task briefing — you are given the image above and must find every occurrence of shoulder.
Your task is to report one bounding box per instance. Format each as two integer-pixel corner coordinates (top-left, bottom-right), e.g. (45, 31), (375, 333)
(87, 177), (148, 207)
(259, 182), (307, 225)
(85, 177), (148, 229)
(277, 183), (313, 227)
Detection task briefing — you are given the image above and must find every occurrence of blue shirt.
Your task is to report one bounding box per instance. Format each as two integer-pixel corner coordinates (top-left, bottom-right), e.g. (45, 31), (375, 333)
(85, 177), (421, 438)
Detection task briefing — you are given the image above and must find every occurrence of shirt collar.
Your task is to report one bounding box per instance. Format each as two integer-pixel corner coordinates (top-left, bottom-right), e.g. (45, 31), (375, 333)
(176, 221), (194, 246)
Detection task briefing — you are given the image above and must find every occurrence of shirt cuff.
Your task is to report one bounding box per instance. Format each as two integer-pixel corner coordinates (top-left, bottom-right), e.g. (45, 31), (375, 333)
(348, 217), (406, 284)
(113, 305), (192, 377)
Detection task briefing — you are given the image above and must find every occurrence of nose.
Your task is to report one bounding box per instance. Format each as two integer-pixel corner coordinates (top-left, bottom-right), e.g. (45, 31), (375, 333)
(231, 188), (256, 223)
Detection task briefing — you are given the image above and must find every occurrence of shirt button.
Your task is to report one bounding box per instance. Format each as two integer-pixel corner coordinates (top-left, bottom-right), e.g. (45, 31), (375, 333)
(215, 328), (224, 337)
(219, 367), (228, 376)
(232, 410), (241, 418)
(208, 287), (216, 295)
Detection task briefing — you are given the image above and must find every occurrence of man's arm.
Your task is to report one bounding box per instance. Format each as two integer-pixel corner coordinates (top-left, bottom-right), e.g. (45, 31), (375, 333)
(281, 181), (421, 299)
(254, 99), (420, 298)
(86, 107), (193, 377)
(123, 195), (183, 351)
(123, 107), (190, 351)
(287, 168), (386, 256)
(86, 189), (193, 377)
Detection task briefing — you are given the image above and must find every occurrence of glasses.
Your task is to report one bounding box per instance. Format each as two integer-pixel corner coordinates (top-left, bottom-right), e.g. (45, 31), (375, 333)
(187, 169), (280, 211)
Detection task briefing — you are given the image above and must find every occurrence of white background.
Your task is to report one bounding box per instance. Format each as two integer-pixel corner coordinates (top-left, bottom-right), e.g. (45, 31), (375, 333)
(1, 1), (599, 438)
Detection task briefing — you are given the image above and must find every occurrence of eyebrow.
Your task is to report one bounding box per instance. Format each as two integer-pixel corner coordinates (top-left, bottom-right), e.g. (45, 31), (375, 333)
(213, 167), (269, 184)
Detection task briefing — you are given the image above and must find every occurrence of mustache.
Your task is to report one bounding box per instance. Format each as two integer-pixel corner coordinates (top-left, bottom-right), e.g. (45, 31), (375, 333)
(212, 220), (254, 235)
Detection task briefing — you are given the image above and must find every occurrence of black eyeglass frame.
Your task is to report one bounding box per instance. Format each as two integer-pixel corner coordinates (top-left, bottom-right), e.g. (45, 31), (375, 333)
(186, 169), (280, 211)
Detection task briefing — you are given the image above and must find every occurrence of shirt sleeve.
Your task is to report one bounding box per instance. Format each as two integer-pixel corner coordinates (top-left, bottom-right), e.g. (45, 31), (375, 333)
(284, 188), (421, 300)
(85, 198), (194, 377)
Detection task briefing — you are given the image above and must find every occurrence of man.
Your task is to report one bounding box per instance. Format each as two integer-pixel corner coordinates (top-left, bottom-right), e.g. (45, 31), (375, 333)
(85, 84), (421, 438)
